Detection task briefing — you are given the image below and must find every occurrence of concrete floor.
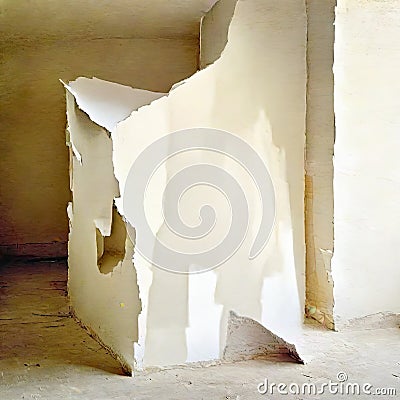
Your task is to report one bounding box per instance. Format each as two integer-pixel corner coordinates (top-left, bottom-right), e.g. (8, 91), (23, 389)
(0, 258), (399, 399)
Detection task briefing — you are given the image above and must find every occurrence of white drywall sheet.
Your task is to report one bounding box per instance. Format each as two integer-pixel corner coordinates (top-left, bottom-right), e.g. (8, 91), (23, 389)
(66, 0), (308, 370)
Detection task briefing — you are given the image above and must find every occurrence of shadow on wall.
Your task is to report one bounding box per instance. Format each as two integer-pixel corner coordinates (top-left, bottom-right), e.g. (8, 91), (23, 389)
(96, 206), (127, 275)
(209, 12), (306, 316)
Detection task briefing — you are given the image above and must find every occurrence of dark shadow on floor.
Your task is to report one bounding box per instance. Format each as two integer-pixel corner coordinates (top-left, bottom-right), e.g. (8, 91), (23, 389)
(0, 257), (124, 376)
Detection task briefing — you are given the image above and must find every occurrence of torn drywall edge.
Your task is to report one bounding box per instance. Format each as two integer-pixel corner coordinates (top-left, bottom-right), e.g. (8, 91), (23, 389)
(173, 0), (240, 88)
(125, 57), (217, 121)
(223, 311), (303, 363)
(200, 0), (239, 69)
(94, 218), (112, 237)
(97, 205), (128, 275)
(65, 122), (83, 165)
(66, 94), (140, 373)
(198, 0), (234, 69)
(60, 0), (239, 136)
(61, 78), (167, 133)
(93, 197), (122, 238)
(109, 27), (240, 205)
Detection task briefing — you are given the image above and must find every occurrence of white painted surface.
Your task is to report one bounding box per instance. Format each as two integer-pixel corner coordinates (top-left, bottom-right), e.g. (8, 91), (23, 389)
(66, 77), (166, 132)
(333, 0), (400, 323)
(111, 0), (307, 367)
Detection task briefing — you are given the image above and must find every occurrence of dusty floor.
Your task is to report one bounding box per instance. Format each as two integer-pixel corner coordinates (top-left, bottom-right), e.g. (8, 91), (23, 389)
(0, 258), (399, 400)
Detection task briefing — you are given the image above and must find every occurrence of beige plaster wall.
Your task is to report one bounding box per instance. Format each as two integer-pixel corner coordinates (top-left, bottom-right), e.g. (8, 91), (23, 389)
(333, 0), (400, 324)
(0, 38), (198, 256)
(304, 0), (336, 328)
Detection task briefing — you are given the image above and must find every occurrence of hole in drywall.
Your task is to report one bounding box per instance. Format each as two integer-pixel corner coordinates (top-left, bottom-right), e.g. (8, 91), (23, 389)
(96, 206), (126, 274)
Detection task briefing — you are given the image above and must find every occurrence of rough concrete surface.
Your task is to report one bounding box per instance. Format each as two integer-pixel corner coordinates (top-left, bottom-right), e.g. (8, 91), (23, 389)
(0, 258), (399, 399)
